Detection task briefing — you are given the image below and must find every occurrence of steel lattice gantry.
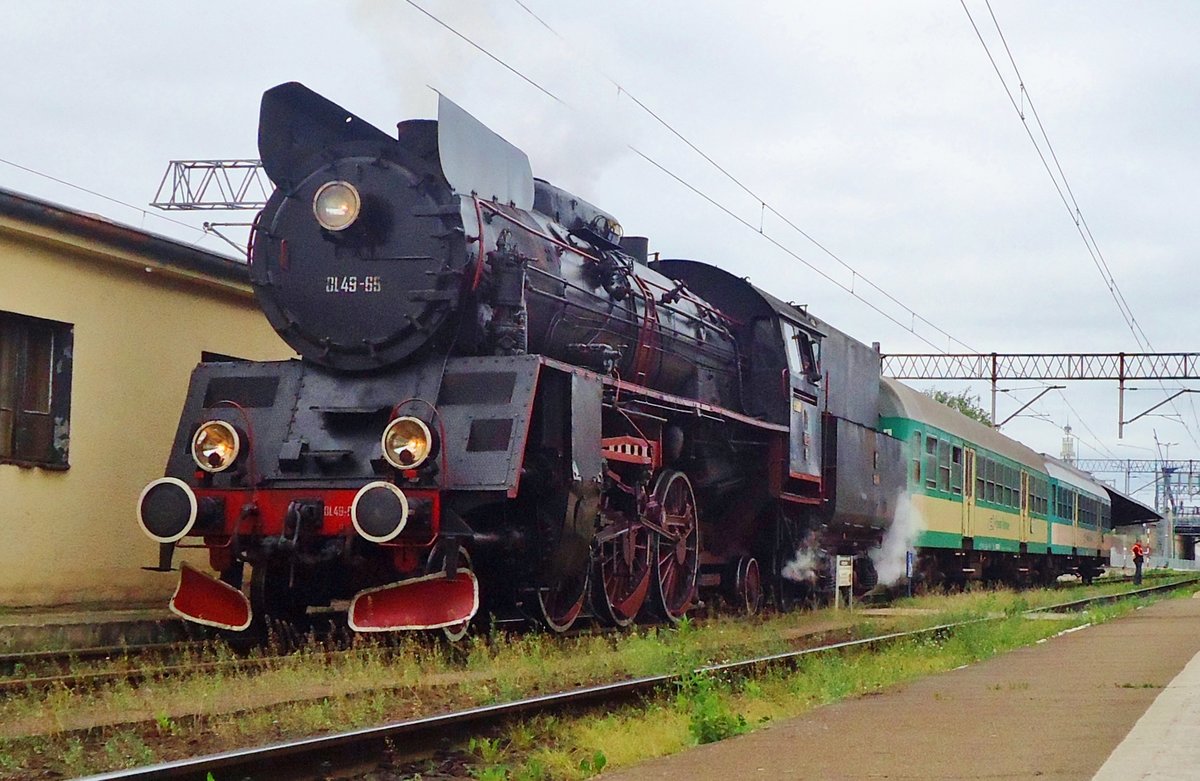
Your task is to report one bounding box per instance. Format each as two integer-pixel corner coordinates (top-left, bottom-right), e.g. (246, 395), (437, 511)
(1073, 460), (1200, 514)
(881, 353), (1200, 381)
(1074, 459), (1200, 475)
(151, 160), (270, 211)
(881, 353), (1200, 436)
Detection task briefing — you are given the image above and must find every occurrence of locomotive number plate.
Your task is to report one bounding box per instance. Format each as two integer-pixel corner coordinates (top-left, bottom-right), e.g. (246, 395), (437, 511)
(325, 276), (382, 293)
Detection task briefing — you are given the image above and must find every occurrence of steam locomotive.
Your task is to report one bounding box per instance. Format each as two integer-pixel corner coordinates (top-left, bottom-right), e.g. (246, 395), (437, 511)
(136, 82), (1154, 636)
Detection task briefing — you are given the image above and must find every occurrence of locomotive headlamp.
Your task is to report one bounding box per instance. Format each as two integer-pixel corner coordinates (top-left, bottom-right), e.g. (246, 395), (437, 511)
(381, 416), (433, 470)
(313, 180), (362, 231)
(191, 421), (241, 473)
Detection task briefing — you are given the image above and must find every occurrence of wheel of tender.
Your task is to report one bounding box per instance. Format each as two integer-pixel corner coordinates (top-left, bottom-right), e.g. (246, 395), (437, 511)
(425, 546), (475, 642)
(733, 556), (763, 616)
(649, 470), (700, 622)
(536, 568), (589, 633)
(592, 520), (653, 627)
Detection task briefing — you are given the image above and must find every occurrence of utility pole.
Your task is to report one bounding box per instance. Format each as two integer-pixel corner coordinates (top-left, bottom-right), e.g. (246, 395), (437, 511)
(1162, 466), (1176, 560)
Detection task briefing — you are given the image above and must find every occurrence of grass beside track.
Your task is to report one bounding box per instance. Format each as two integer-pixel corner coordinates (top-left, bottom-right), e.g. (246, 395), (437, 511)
(374, 584), (1194, 781)
(0, 575), (1187, 779)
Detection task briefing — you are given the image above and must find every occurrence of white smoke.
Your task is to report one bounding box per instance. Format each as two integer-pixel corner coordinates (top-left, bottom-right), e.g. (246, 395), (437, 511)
(780, 531), (824, 583)
(349, 1), (634, 193)
(870, 491), (925, 586)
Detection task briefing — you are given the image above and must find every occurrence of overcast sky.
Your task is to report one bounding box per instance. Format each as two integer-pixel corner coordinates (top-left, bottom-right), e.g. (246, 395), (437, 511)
(4, 1), (1198, 505)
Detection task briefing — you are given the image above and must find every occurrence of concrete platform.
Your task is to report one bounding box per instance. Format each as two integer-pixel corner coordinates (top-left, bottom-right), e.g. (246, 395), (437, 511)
(602, 593), (1200, 780)
(0, 603), (181, 652)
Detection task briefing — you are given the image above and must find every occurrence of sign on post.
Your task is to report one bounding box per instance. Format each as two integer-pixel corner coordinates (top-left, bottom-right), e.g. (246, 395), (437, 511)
(835, 555), (853, 609)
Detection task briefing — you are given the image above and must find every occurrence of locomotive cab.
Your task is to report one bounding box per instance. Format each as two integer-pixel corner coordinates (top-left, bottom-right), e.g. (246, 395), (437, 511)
(650, 259), (824, 489)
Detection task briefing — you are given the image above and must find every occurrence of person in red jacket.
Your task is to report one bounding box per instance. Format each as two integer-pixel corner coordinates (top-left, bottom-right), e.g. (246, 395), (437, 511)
(1131, 541), (1146, 585)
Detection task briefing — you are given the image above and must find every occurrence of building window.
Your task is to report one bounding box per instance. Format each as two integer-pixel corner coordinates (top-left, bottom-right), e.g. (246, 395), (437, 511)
(0, 312), (73, 468)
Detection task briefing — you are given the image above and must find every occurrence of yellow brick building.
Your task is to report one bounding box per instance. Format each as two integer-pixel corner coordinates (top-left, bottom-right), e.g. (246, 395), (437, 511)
(0, 188), (293, 606)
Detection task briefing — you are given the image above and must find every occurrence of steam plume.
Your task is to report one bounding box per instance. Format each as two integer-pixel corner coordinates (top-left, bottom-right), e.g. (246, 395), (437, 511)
(780, 530), (824, 583)
(870, 491), (925, 586)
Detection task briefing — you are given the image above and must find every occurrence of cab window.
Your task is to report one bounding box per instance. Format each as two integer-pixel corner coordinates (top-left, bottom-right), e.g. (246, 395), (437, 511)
(783, 322), (820, 384)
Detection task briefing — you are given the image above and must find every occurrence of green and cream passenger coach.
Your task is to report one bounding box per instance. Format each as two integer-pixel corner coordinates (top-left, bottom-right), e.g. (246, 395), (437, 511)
(879, 378), (1109, 586)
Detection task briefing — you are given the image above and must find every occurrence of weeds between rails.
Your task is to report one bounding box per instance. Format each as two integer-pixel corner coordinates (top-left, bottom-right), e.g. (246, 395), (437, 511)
(0, 572), (1170, 700)
(1, 578), (1190, 780)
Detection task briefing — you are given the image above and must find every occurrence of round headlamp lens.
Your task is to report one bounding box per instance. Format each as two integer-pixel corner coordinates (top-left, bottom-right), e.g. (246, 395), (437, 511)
(313, 181), (361, 231)
(191, 421), (240, 473)
(382, 416), (433, 470)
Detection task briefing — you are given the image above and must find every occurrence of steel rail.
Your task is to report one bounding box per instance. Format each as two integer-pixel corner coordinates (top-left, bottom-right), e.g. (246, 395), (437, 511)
(80, 576), (1199, 781)
(0, 652), (313, 697)
(0, 640), (206, 677)
(1030, 576), (1195, 613)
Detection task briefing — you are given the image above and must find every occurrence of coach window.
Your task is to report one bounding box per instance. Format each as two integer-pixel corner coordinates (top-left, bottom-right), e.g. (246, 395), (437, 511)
(1080, 496), (1097, 528)
(950, 446), (963, 494)
(911, 431), (922, 484)
(937, 440), (951, 492)
(0, 312), (73, 469)
(924, 435), (937, 490)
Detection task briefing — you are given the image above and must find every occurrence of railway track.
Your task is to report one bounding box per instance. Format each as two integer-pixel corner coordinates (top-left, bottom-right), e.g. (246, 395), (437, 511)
(0, 574), (1153, 698)
(0, 615), (359, 695)
(0, 640), (194, 676)
(0, 647), (335, 697)
(75, 576), (1198, 781)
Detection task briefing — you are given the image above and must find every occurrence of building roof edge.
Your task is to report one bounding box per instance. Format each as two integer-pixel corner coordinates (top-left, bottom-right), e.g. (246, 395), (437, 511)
(0, 186), (250, 288)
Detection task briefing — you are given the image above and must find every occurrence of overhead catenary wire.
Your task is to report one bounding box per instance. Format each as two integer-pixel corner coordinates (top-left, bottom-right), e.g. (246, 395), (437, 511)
(505, 0), (1108, 435)
(629, 148), (946, 351)
(505, 1), (1127, 457)
(1056, 389), (1120, 460)
(959, 0), (1143, 346)
(512, 1), (1170, 463)
(403, 0), (563, 105)
(402, 0), (956, 352)
(983, 1), (1152, 352)
(961, 0), (1200, 451)
(505, 0), (978, 355)
(0, 156), (213, 241)
(411, 0), (1135, 437)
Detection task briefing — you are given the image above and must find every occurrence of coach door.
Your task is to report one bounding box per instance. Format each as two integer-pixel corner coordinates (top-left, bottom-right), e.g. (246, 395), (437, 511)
(962, 448), (976, 540)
